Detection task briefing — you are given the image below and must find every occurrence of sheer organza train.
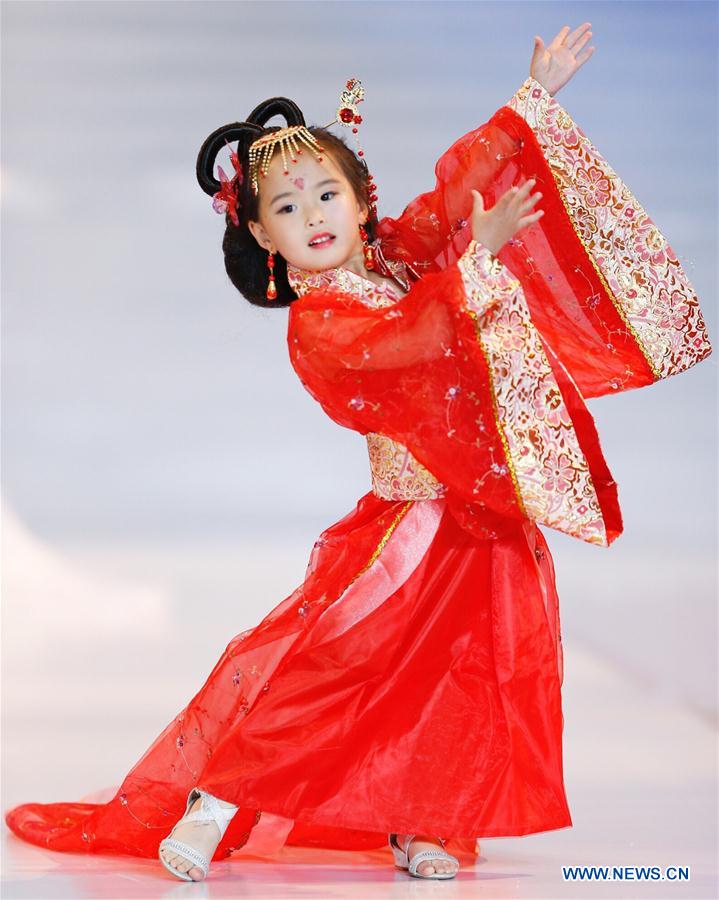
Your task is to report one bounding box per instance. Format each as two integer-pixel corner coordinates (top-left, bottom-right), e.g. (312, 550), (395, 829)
(5, 491), (567, 863)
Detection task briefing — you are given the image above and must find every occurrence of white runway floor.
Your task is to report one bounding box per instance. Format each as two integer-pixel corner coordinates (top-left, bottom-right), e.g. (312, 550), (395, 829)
(2, 535), (717, 899)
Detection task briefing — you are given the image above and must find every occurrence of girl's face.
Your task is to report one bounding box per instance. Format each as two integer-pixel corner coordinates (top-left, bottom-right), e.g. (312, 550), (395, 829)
(247, 149), (367, 272)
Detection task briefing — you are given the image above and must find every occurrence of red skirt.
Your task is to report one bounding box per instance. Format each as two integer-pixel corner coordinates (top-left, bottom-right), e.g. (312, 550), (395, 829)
(4, 491), (570, 862)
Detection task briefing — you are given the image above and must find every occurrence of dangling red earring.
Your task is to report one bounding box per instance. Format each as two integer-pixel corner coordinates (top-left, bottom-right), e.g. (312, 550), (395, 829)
(266, 250), (277, 301)
(359, 223), (374, 271)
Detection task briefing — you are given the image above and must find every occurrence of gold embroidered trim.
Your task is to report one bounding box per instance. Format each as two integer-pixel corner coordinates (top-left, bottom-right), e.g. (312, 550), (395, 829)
(286, 245), (407, 307)
(347, 500), (415, 587)
(457, 239), (522, 319)
(457, 240), (527, 515)
(463, 280), (608, 546)
(506, 76), (710, 382)
(366, 432), (447, 501)
(466, 308), (527, 516)
(542, 157), (661, 380)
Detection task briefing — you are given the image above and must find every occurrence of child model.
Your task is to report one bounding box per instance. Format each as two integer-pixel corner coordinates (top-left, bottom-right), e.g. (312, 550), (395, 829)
(5, 23), (711, 884)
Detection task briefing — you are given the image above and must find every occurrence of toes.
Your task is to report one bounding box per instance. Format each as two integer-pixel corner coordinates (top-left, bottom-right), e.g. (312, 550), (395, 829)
(188, 865), (205, 881)
(416, 857), (457, 876)
(161, 850), (195, 876)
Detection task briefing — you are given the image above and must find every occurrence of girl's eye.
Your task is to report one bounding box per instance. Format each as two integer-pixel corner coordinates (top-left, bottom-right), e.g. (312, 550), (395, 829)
(278, 191), (337, 214)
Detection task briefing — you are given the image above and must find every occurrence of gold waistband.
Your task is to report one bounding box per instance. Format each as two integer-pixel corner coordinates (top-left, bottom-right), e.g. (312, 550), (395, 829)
(366, 432), (447, 501)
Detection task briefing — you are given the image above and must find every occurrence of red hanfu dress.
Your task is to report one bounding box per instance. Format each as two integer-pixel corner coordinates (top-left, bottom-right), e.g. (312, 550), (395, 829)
(5, 77), (711, 864)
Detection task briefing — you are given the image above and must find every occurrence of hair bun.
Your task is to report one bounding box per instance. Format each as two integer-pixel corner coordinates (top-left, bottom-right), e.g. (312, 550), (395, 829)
(196, 97), (307, 198)
(246, 96), (305, 129)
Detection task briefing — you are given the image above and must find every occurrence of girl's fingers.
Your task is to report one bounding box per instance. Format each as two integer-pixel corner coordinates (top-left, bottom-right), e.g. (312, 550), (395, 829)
(574, 30), (592, 52)
(566, 22), (591, 50)
(531, 35), (544, 65)
(519, 209), (545, 227)
(503, 181), (543, 221)
(576, 46), (595, 66)
(509, 179), (538, 202)
(472, 188), (484, 209)
(516, 210), (544, 229)
(548, 25), (570, 51)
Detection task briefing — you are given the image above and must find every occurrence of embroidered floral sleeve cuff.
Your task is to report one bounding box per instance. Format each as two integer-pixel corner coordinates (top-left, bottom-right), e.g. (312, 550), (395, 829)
(457, 239), (522, 319)
(505, 76), (555, 130)
(504, 75), (711, 384)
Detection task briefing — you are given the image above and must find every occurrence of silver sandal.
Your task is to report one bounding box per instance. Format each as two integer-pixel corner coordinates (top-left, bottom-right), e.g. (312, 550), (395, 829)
(159, 787), (239, 881)
(388, 832), (459, 879)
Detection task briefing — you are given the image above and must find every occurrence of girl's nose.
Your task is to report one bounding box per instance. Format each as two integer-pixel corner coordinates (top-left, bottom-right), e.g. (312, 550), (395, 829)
(307, 209), (325, 227)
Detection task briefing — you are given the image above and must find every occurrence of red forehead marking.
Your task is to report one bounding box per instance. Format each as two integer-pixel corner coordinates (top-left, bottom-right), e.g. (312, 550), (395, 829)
(290, 177), (305, 190)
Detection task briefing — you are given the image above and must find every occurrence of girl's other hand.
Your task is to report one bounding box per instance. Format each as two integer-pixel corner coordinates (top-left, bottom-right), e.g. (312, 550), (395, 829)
(470, 181), (543, 256)
(530, 23), (595, 96)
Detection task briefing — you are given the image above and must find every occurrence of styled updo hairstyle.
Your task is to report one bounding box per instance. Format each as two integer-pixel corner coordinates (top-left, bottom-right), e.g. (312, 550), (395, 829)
(196, 97), (377, 308)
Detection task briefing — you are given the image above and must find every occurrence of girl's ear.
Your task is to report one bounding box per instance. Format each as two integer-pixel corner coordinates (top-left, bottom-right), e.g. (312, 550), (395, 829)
(247, 219), (274, 253)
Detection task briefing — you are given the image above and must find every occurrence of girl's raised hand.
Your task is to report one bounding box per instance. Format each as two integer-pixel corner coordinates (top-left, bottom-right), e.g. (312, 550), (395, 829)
(530, 23), (595, 96)
(470, 180), (543, 256)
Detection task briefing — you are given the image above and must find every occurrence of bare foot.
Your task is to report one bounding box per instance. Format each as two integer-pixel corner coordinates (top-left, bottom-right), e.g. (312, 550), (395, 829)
(400, 833), (459, 877)
(159, 795), (235, 881)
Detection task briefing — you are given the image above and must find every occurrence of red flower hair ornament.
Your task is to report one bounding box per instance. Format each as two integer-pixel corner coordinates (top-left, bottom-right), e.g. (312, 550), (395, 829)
(211, 140), (243, 226)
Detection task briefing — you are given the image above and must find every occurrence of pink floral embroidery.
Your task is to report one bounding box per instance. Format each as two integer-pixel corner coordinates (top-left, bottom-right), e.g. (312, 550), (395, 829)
(574, 206), (598, 235)
(468, 270), (608, 545)
(535, 385), (570, 428)
(575, 165), (612, 208)
(541, 451), (575, 493)
(458, 240), (521, 319)
(492, 309), (526, 353)
(632, 219), (668, 267)
(543, 109), (582, 150)
(507, 76), (711, 380)
(658, 292), (691, 332)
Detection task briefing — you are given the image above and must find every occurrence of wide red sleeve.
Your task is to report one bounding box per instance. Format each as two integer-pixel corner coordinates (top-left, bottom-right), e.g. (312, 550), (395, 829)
(375, 77), (712, 398)
(288, 242), (623, 548)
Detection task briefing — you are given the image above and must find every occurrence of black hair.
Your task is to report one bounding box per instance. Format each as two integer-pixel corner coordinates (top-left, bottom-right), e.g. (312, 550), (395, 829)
(196, 97), (377, 308)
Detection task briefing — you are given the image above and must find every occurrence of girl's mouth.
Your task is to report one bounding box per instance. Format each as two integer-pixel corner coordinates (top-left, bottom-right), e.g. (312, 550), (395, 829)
(308, 234), (336, 249)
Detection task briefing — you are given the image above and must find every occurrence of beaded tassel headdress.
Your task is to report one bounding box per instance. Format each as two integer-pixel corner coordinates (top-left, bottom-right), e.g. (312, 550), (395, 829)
(211, 78), (378, 226)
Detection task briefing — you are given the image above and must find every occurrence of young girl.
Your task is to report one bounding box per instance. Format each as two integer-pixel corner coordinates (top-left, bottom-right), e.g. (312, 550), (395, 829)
(5, 23), (711, 884)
